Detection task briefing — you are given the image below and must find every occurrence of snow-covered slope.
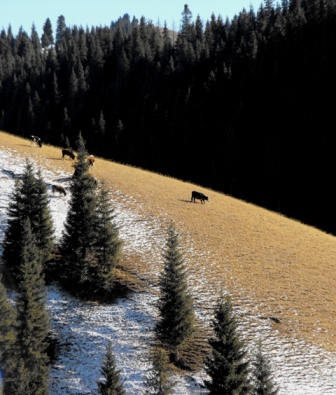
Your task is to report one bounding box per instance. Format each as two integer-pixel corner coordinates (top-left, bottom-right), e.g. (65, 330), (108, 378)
(0, 147), (335, 394)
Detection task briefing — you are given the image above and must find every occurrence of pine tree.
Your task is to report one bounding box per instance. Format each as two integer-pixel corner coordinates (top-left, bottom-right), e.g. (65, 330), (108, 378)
(33, 169), (55, 267)
(6, 358), (30, 395)
(41, 18), (54, 48)
(59, 133), (98, 290)
(97, 340), (125, 395)
(180, 4), (193, 36)
(93, 183), (122, 291)
(204, 294), (252, 395)
(0, 278), (17, 393)
(11, 219), (50, 395)
(144, 347), (175, 395)
(98, 110), (106, 136)
(114, 119), (124, 160)
(156, 223), (195, 362)
(2, 161), (54, 284)
(93, 110), (106, 155)
(2, 161), (37, 280)
(251, 341), (279, 395)
(56, 15), (66, 43)
(68, 67), (79, 105)
(59, 133), (122, 296)
(30, 24), (43, 72)
(62, 108), (71, 144)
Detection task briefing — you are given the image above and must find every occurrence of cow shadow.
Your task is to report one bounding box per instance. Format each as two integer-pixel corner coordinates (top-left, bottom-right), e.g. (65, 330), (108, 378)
(179, 199), (193, 203)
(49, 193), (67, 199)
(53, 176), (72, 183)
(18, 144), (34, 148)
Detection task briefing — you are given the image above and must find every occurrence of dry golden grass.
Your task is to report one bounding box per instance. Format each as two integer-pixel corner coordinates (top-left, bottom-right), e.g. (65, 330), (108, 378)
(1, 131), (336, 353)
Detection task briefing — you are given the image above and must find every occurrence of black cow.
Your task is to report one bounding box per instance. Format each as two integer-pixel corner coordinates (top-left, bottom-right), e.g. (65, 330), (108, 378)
(31, 135), (42, 148)
(52, 184), (66, 196)
(62, 148), (76, 160)
(191, 190), (209, 204)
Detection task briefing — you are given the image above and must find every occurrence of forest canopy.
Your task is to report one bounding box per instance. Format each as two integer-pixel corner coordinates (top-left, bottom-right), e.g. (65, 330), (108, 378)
(1, 1), (336, 234)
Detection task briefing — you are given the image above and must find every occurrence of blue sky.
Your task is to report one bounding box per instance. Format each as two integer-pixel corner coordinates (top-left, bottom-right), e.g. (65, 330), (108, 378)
(1, 0), (263, 37)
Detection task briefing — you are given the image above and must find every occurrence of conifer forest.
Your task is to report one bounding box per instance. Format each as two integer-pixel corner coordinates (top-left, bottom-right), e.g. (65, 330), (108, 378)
(1, 0), (336, 234)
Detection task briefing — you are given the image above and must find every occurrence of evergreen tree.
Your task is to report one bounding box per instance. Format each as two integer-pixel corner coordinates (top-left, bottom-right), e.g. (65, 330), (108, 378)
(0, 278), (17, 393)
(6, 358), (30, 395)
(204, 294), (251, 395)
(2, 161), (37, 279)
(156, 224), (195, 362)
(97, 340), (125, 395)
(11, 219), (50, 395)
(94, 110), (106, 154)
(30, 24), (43, 71)
(251, 341), (279, 395)
(77, 60), (87, 93)
(59, 133), (98, 291)
(98, 111), (106, 137)
(41, 18), (54, 48)
(114, 119), (124, 160)
(33, 169), (55, 267)
(144, 347), (175, 395)
(62, 107), (71, 144)
(68, 67), (79, 105)
(56, 15), (66, 43)
(2, 161), (54, 284)
(180, 4), (193, 35)
(59, 134), (122, 295)
(93, 183), (122, 291)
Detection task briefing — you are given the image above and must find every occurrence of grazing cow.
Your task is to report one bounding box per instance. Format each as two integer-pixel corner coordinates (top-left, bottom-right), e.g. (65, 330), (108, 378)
(62, 148), (76, 160)
(31, 135), (42, 148)
(88, 155), (95, 167)
(52, 184), (66, 196)
(191, 190), (209, 204)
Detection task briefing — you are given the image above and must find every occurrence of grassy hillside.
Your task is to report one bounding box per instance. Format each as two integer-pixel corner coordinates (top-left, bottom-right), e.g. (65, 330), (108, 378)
(1, 130), (335, 353)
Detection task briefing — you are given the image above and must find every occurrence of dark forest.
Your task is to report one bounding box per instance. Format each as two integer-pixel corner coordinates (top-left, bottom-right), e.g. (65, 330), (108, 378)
(1, 0), (336, 234)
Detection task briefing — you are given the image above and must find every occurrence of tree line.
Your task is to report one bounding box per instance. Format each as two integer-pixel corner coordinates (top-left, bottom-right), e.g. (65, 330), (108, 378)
(1, 1), (336, 234)
(0, 136), (280, 393)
